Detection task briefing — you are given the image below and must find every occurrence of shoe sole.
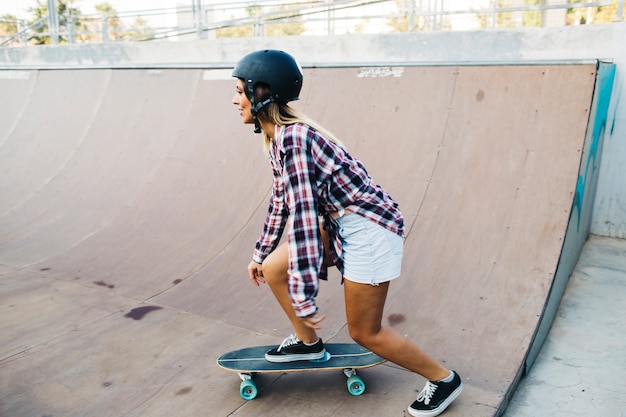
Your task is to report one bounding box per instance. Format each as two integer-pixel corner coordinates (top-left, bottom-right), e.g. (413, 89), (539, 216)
(265, 350), (327, 363)
(407, 383), (463, 417)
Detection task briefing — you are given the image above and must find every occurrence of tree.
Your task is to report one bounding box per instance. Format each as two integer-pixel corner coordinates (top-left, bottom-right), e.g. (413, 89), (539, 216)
(496, 0), (519, 28)
(95, 2), (123, 40)
(216, 3), (304, 38)
(0, 14), (19, 36)
(216, 22), (254, 38)
(27, 0), (85, 44)
(0, 14), (21, 46)
(522, 0), (542, 27)
(387, 0), (423, 32)
(567, 0), (622, 24)
(476, 0), (518, 29)
(264, 4), (305, 37)
(594, 0), (622, 22)
(24, 0), (155, 44)
(215, 5), (259, 38)
(125, 17), (155, 41)
(92, 3), (154, 41)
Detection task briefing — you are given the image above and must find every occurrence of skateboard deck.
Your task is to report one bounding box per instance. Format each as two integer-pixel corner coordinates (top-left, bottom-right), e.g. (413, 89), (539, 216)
(217, 343), (385, 400)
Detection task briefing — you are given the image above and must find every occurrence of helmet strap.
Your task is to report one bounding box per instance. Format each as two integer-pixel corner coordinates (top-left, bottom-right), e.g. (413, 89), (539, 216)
(252, 97), (274, 114)
(245, 82), (276, 134)
(251, 97), (274, 134)
(253, 115), (261, 134)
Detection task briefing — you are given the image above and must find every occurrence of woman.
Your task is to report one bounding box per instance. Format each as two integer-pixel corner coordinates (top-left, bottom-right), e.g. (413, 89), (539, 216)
(231, 49), (462, 417)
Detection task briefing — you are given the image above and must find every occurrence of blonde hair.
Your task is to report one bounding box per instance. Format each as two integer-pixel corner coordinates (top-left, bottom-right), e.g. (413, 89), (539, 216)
(252, 82), (344, 152)
(257, 102), (345, 151)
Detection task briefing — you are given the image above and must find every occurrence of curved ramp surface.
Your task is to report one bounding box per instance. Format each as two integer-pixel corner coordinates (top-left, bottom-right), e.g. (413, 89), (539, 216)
(0, 64), (603, 416)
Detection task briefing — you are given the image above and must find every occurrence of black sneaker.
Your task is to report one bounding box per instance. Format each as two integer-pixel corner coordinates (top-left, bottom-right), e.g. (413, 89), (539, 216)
(265, 334), (326, 363)
(408, 371), (463, 416)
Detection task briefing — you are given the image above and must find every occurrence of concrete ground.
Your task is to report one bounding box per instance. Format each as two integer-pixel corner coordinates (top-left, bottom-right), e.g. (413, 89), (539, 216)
(505, 235), (626, 417)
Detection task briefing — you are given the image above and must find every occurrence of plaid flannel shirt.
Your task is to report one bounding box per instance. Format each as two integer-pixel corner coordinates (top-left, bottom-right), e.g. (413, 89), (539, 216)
(252, 123), (404, 317)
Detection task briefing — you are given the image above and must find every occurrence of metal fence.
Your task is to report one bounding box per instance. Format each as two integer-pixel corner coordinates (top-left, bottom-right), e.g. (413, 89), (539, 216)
(1, 0), (624, 47)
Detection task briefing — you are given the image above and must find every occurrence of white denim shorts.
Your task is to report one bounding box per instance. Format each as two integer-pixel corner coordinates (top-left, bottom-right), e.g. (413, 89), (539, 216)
(332, 213), (403, 285)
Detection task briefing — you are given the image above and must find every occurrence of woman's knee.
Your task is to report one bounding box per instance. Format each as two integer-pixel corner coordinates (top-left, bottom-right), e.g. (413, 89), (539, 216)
(348, 325), (366, 346)
(261, 243), (289, 285)
(347, 321), (382, 348)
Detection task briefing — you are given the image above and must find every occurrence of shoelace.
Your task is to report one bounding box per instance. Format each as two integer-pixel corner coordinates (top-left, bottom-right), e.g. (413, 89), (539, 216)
(416, 381), (437, 405)
(277, 334), (301, 352)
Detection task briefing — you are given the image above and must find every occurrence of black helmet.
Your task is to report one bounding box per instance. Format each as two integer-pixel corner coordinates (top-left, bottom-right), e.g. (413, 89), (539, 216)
(232, 49), (303, 132)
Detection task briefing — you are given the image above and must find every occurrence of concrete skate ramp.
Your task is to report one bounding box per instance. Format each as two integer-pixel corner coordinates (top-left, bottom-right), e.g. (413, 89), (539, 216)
(0, 63), (607, 416)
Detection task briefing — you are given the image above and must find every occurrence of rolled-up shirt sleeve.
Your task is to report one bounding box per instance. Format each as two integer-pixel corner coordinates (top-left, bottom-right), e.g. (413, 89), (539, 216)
(253, 151), (288, 264)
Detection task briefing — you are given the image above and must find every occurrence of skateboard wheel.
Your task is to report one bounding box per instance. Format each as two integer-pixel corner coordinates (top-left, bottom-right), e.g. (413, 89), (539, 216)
(346, 375), (365, 396)
(239, 379), (258, 400)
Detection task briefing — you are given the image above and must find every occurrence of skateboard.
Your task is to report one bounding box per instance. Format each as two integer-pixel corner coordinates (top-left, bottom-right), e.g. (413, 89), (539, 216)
(217, 343), (386, 400)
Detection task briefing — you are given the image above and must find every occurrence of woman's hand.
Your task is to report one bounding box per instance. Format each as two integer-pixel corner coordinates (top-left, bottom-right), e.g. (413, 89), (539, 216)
(247, 260), (266, 286)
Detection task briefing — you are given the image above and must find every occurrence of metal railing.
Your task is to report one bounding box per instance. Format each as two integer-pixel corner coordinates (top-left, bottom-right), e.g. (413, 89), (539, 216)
(1, 0), (624, 47)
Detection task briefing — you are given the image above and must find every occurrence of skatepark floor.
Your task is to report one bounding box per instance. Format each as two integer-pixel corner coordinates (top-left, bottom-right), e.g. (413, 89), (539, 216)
(505, 235), (626, 417)
(0, 65), (621, 416)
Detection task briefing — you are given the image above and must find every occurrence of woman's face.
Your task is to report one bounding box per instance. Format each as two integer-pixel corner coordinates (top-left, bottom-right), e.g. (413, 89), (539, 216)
(233, 78), (253, 125)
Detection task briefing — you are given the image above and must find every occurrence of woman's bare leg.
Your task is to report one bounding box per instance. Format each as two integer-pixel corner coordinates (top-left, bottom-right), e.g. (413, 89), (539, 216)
(343, 279), (450, 381)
